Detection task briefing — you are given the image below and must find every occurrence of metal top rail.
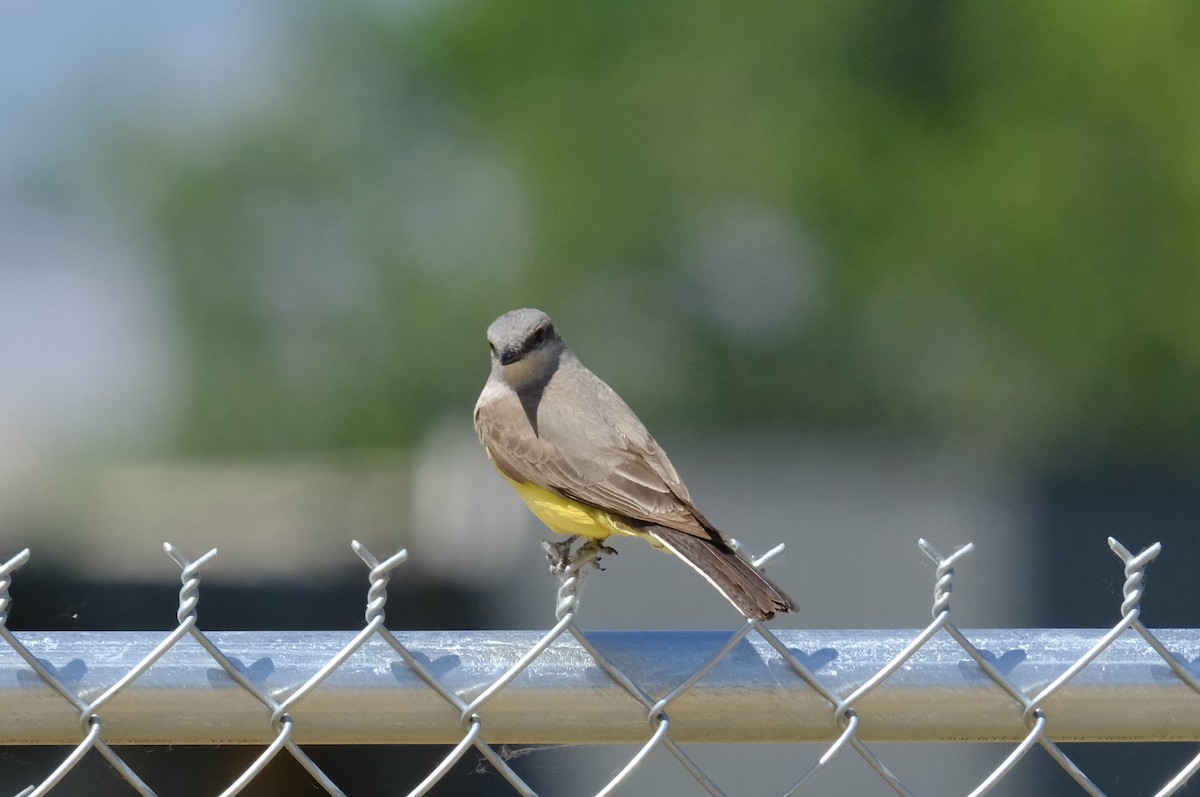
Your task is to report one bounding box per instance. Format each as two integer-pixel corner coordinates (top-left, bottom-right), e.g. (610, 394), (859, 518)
(2, 627), (1200, 746)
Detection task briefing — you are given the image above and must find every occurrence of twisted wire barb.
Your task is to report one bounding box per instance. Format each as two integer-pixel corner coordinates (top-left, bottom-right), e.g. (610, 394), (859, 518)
(353, 540), (537, 797)
(952, 538), (1169, 797)
(921, 539), (975, 618)
(0, 548), (157, 797)
(268, 541), (406, 727)
(356, 540), (408, 624)
(0, 549), (31, 624)
(1103, 538), (1200, 797)
(933, 545), (1094, 796)
(568, 534), (798, 797)
(1109, 537), (1160, 619)
(163, 543), (346, 797)
(1025, 540), (1158, 719)
(768, 540), (975, 797)
(545, 541), (702, 796)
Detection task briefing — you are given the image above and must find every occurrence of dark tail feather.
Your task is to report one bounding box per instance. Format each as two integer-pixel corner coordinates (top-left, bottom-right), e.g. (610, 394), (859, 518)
(645, 525), (798, 621)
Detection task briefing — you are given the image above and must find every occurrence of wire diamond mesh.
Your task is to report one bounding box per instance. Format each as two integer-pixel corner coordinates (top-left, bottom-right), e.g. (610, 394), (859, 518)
(1, 535), (1199, 796)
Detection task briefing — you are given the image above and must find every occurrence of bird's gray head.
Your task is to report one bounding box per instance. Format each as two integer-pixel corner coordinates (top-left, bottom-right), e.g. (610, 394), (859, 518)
(485, 308), (568, 387)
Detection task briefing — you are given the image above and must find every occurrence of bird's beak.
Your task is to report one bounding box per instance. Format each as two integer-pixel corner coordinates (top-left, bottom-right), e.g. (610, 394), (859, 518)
(497, 346), (523, 366)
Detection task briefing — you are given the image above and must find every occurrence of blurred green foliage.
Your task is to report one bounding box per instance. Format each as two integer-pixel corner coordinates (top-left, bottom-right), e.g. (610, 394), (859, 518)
(109, 0), (1200, 461)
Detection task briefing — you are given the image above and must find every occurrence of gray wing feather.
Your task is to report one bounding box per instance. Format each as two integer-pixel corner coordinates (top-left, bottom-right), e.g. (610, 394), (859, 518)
(474, 368), (711, 537)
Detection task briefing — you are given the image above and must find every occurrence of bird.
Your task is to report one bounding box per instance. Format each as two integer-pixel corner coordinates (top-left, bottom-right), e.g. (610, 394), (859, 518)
(473, 307), (797, 621)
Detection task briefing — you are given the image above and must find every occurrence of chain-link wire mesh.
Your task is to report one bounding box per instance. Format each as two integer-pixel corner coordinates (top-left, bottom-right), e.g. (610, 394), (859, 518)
(1, 535), (1198, 796)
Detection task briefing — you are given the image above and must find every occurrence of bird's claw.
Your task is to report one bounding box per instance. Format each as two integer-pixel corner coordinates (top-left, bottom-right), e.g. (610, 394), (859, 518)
(542, 537), (617, 573)
(542, 537), (577, 573)
(576, 539), (617, 571)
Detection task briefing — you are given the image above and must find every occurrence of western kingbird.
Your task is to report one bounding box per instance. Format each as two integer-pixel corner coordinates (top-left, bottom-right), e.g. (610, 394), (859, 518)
(474, 308), (797, 620)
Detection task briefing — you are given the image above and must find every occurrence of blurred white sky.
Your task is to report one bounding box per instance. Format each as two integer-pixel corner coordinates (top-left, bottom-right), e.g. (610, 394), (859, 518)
(0, 2), (302, 526)
(0, 2), (293, 462)
(0, 2), (291, 178)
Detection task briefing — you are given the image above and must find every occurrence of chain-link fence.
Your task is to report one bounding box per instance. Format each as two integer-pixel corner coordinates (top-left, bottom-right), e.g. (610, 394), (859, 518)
(1, 536), (1198, 796)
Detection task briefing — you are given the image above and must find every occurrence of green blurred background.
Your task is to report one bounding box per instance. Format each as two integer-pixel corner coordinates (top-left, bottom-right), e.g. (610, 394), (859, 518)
(3, 1), (1200, 794)
(11, 1), (1200, 462)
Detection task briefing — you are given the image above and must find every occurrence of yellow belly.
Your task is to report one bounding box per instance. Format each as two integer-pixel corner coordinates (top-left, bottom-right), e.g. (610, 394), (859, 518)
(502, 475), (642, 541)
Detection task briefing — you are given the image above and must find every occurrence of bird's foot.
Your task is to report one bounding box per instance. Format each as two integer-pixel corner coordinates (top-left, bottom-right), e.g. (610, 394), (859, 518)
(542, 536), (579, 573)
(542, 537), (617, 573)
(574, 538), (618, 572)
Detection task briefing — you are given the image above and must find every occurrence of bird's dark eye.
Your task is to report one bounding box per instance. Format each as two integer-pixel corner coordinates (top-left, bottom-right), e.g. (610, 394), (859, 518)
(531, 325), (547, 345)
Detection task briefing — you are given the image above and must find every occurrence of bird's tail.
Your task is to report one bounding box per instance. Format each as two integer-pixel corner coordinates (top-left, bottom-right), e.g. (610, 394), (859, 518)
(645, 525), (798, 621)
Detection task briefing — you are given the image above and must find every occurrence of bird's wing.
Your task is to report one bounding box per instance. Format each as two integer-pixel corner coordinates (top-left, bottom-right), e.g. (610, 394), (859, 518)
(474, 376), (712, 538)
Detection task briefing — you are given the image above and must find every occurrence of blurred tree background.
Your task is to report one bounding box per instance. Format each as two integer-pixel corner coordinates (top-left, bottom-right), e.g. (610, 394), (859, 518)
(89, 0), (1200, 464)
(3, 1), (1200, 794)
